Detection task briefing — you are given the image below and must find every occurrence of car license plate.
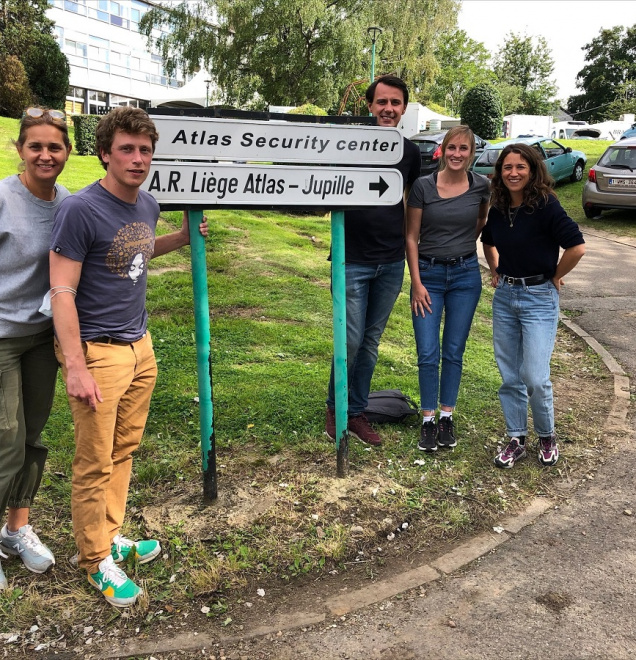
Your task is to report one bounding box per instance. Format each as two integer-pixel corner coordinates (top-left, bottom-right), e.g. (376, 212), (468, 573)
(609, 178), (636, 187)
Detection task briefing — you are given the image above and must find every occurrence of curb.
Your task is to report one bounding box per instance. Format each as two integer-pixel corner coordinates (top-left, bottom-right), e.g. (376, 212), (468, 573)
(105, 316), (630, 659)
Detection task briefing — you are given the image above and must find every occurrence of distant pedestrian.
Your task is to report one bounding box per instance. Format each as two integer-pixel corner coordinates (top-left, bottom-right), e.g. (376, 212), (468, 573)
(482, 143), (585, 469)
(405, 125), (489, 452)
(0, 107), (72, 589)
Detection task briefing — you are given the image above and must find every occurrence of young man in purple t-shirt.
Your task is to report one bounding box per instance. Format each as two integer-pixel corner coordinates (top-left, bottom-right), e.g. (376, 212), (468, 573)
(50, 107), (206, 608)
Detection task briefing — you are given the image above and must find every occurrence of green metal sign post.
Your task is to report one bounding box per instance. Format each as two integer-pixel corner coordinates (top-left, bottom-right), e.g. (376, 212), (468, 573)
(330, 210), (349, 476)
(187, 208), (217, 500)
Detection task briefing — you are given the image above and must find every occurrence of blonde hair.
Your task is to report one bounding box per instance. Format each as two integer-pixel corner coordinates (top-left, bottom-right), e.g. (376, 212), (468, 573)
(439, 125), (475, 172)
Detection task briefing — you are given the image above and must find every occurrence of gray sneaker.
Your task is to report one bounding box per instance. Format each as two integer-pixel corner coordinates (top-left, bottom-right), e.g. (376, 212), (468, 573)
(0, 524), (55, 574)
(0, 550), (8, 590)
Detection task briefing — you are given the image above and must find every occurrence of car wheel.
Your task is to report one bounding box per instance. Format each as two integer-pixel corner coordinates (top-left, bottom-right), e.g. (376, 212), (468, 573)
(570, 161), (584, 183)
(584, 206), (601, 219)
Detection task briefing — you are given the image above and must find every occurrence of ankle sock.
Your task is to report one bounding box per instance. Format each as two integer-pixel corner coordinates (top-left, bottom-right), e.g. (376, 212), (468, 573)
(439, 410), (452, 420)
(422, 414), (435, 424)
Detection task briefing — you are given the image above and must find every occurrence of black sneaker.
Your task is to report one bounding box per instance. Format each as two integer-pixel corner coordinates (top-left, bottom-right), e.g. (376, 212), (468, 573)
(418, 421), (438, 452)
(437, 416), (456, 448)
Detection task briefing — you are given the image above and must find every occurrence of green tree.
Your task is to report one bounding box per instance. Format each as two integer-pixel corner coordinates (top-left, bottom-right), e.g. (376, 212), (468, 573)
(568, 26), (636, 122)
(460, 84), (503, 139)
(0, 54), (33, 119)
(23, 33), (70, 109)
(493, 32), (557, 115)
(0, 0), (69, 110)
(140, 0), (460, 111)
(604, 80), (636, 120)
(429, 30), (494, 115)
(366, 0), (459, 102)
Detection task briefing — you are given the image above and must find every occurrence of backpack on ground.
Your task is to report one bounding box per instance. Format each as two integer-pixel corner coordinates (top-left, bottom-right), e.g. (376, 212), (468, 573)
(364, 389), (419, 424)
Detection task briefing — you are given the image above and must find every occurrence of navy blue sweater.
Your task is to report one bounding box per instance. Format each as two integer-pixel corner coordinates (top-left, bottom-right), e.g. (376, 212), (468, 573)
(481, 195), (584, 278)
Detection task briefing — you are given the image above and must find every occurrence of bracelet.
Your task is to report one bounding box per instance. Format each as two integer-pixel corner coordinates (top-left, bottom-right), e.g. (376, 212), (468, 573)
(49, 286), (77, 299)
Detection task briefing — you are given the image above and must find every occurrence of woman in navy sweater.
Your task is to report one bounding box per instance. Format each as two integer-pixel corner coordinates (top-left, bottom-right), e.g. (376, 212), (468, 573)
(482, 143), (585, 469)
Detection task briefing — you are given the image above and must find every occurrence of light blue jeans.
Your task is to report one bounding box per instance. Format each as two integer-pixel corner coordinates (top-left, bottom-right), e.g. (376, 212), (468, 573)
(492, 278), (559, 437)
(412, 255), (482, 411)
(327, 261), (404, 416)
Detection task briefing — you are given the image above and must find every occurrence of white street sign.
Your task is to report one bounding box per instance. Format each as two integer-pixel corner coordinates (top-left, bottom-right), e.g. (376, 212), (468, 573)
(142, 162), (403, 207)
(149, 116), (403, 165)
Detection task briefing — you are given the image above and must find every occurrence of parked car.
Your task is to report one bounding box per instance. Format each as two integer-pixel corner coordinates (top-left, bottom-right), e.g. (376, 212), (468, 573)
(619, 123), (636, 140)
(582, 137), (636, 219)
(472, 137), (587, 184)
(409, 131), (489, 177)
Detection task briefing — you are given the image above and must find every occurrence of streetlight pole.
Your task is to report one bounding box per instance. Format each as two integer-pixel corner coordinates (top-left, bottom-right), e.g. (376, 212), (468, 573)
(367, 26), (382, 85)
(204, 79), (212, 108)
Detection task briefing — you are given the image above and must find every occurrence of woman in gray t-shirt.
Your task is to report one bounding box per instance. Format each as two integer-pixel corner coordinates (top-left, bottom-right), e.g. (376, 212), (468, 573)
(0, 108), (72, 589)
(406, 125), (489, 453)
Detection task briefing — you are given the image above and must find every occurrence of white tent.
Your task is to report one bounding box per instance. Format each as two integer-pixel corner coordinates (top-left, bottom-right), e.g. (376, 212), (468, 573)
(150, 69), (215, 108)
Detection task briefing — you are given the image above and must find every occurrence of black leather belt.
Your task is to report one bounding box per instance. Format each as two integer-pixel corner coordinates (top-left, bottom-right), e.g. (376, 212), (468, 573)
(500, 274), (548, 286)
(90, 336), (132, 346)
(421, 251), (476, 265)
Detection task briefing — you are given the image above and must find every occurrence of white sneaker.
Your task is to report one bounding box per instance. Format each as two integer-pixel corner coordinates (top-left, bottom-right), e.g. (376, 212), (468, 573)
(0, 524), (55, 574)
(0, 549), (8, 590)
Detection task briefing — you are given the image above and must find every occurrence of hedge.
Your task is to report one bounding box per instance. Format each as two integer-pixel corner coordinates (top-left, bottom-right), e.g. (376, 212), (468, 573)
(71, 114), (100, 155)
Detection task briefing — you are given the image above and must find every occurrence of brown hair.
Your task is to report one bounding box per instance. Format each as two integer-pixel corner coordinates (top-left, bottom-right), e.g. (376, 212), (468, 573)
(490, 142), (554, 211)
(439, 125), (475, 172)
(95, 107), (158, 170)
(16, 107), (71, 151)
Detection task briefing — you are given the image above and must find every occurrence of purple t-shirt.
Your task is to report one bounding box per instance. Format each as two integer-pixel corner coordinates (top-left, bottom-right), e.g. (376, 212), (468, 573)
(51, 181), (159, 342)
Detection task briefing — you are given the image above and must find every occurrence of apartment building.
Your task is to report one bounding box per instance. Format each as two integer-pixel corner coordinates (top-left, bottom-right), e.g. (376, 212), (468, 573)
(47, 0), (188, 115)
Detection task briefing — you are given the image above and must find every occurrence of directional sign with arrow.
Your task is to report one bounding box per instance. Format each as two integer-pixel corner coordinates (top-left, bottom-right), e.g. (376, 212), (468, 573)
(143, 162), (403, 207)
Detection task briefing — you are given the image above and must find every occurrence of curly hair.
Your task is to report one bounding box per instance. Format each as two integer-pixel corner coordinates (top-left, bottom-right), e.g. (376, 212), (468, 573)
(490, 143), (554, 211)
(439, 125), (475, 172)
(95, 107), (158, 170)
(16, 108), (71, 150)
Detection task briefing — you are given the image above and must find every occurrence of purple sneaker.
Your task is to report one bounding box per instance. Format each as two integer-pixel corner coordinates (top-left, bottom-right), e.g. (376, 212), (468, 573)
(538, 434), (559, 466)
(494, 437), (527, 469)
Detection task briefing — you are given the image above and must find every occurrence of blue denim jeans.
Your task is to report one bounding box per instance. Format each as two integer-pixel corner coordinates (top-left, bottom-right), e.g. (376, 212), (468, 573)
(492, 279), (559, 437)
(327, 260), (404, 416)
(411, 254), (482, 411)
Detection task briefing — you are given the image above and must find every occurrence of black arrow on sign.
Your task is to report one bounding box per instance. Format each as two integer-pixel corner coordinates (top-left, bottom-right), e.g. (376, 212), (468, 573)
(369, 176), (389, 197)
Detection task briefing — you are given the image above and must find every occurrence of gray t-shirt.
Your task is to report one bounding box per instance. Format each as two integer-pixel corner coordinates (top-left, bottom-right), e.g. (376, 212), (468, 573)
(51, 181), (159, 342)
(407, 172), (490, 259)
(0, 175), (70, 338)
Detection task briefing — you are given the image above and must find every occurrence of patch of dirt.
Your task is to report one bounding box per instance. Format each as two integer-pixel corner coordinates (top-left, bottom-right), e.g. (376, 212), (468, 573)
(536, 590), (574, 613)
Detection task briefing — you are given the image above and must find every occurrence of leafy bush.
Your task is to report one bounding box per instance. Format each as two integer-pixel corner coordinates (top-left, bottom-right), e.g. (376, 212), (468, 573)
(460, 84), (503, 140)
(287, 103), (328, 116)
(0, 55), (33, 119)
(71, 115), (100, 156)
(23, 34), (70, 110)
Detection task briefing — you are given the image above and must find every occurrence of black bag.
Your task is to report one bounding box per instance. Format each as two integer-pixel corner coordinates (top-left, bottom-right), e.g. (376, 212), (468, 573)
(364, 389), (419, 424)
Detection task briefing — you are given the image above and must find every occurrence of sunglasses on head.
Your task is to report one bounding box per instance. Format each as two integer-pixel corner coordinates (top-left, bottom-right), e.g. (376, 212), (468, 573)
(23, 107), (66, 120)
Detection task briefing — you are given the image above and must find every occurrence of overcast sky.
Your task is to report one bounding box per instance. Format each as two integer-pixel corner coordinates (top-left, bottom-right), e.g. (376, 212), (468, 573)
(457, 0), (636, 102)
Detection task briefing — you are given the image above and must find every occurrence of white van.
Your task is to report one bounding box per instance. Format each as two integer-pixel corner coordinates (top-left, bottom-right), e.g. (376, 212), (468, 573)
(551, 121), (589, 139)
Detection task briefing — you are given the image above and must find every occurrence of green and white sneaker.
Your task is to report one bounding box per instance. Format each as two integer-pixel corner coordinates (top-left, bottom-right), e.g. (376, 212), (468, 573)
(111, 534), (161, 565)
(88, 555), (141, 608)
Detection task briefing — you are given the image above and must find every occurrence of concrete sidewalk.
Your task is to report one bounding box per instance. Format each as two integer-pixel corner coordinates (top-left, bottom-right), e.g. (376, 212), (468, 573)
(106, 228), (635, 660)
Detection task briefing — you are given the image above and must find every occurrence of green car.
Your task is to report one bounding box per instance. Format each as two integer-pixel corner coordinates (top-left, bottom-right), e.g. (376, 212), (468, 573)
(472, 137), (587, 184)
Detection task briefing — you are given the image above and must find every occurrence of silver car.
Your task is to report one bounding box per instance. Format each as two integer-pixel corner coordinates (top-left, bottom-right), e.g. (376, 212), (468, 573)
(583, 138), (636, 219)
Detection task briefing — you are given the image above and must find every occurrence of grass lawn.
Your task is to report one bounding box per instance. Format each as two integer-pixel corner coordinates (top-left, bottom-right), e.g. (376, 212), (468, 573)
(0, 117), (614, 643)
